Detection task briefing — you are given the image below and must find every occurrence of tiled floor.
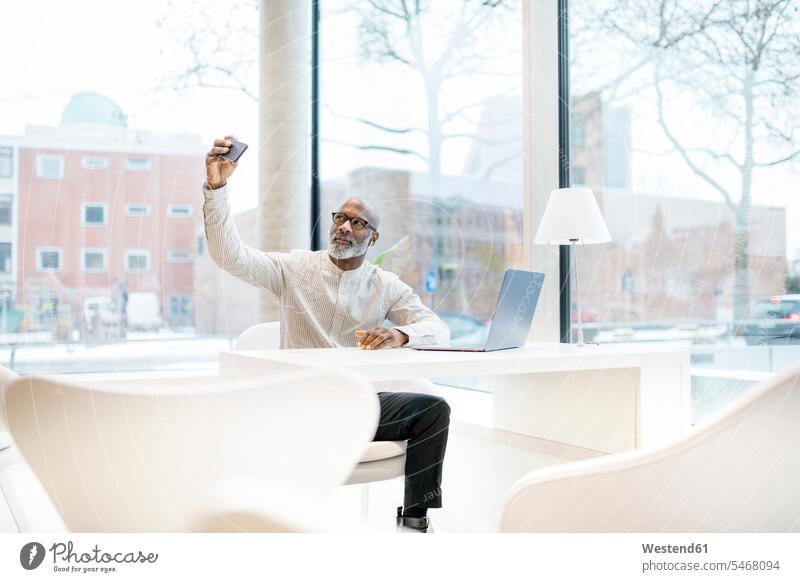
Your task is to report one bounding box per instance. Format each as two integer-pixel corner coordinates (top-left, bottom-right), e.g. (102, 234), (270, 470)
(323, 421), (599, 533)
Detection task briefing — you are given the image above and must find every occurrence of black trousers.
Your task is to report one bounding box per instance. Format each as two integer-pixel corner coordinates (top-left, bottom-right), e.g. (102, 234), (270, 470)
(373, 392), (450, 510)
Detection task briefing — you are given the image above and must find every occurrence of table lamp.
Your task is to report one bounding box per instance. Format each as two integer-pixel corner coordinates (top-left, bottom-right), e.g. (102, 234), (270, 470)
(534, 187), (611, 346)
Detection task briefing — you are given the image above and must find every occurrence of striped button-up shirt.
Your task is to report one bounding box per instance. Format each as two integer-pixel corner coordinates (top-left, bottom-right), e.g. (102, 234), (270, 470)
(202, 184), (450, 349)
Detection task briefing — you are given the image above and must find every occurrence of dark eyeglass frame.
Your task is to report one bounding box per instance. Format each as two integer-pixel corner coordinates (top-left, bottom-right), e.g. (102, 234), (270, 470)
(331, 212), (375, 232)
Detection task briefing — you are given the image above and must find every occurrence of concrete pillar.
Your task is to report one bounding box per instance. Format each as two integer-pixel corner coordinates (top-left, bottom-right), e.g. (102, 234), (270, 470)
(258, 0), (311, 322)
(523, 0), (560, 342)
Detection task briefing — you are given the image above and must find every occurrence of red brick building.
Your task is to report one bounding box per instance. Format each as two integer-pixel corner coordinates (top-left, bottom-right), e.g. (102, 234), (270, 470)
(1, 92), (206, 336)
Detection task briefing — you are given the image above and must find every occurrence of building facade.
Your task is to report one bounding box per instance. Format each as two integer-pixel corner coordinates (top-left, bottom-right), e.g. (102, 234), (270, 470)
(0, 92), (206, 337)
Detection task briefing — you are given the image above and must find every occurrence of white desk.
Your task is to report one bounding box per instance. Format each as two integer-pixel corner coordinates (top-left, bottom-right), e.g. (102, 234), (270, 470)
(220, 342), (691, 454)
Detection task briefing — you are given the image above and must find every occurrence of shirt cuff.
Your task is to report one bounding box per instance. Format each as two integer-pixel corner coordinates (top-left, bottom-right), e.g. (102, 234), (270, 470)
(202, 183), (230, 209)
(394, 325), (436, 348)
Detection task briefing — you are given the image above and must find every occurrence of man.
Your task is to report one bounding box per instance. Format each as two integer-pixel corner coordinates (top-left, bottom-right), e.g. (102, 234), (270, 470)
(202, 136), (451, 532)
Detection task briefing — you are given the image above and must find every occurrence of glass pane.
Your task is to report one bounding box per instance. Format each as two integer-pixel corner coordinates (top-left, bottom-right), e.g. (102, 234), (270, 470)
(84, 252), (105, 270)
(84, 206), (105, 224)
(0, 242), (11, 273)
(0, 147), (12, 178)
(0, 195), (11, 225)
(320, 0), (524, 351)
(570, 0), (800, 420)
(1, 1), (257, 373)
(41, 251), (60, 269)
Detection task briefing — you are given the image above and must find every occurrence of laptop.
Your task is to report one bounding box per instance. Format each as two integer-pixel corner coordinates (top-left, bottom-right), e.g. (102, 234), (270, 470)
(412, 269), (545, 352)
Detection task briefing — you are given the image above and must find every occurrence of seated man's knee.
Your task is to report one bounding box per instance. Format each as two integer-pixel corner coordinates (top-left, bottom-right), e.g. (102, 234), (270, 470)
(430, 396), (450, 423)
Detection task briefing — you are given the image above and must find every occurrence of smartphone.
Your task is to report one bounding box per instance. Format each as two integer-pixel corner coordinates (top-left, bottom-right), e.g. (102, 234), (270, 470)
(219, 139), (248, 163)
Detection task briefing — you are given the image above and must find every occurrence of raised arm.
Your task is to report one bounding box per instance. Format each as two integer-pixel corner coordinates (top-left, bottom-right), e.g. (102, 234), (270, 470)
(202, 136), (286, 296)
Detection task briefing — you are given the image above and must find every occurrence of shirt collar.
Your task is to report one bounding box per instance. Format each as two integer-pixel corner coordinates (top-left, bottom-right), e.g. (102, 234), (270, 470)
(321, 251), (370, 277)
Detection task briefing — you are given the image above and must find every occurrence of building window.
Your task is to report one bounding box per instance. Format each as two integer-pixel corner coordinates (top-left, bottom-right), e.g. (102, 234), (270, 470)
(570, 113), (587, 149)
(0, 194), (12, 225)
(81, 202), (107, 226)
(167, 249), (193, 263)
(36, 247), (62, 271)
(169, 294), (192, 317)
(167, 204), (193, 217)
(0, 147), (12, 178)
(125, 158), (152, 171)
(80, 156), (109, 170)
(0, 242), (11, 273)
(124, 203), (151, 217)
(36, 155), (64, 179)
(81, 248), (107, 272)
(570, 166), (586, 185)
(125, 249), (150, 273)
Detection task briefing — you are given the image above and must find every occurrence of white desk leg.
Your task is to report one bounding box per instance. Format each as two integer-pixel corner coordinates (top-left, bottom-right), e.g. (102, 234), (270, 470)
(638, 362), (692, 449)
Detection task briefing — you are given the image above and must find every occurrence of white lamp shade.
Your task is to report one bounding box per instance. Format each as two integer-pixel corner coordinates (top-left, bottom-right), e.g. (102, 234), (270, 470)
(534, 187), (612, 245)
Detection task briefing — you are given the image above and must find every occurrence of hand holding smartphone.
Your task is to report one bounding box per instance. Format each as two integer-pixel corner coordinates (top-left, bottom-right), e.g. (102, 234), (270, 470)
(219, 139), (248, 163)
(205, 135), (247, 189)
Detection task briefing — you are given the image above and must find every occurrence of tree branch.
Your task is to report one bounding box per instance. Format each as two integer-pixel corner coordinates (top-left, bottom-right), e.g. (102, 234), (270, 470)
(754, 149), (800, 167)
(323, 139), (428, 164)
(654, 62), (737, 213)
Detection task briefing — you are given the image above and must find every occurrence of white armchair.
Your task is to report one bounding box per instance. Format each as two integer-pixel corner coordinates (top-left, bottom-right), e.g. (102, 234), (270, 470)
(500, 362), (800, 532)
(6, 368), (379, 532)
(0, 364), (66, 532)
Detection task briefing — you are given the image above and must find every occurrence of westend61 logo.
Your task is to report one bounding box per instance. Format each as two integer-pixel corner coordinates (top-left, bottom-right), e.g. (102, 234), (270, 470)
(19, 541), (158, 574)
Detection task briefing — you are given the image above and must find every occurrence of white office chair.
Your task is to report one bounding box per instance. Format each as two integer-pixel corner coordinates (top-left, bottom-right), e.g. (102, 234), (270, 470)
(0, 365), (66, 532)
(6, 368), (379, 532)
(499, 362), (800, 532)
(235, 321), (436, 520)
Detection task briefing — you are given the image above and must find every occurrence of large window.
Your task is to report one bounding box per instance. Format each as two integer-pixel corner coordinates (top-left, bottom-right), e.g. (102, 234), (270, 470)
(569, 0), (800, 416)
(320, 0), (524, 343)
(0, 0), (256, 373)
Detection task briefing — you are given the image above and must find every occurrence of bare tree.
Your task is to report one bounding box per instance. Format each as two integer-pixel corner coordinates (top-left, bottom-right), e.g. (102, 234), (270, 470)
(574, 0), (800, 321)
(157, 0), (521, 181)
(343, 0), (520, 181)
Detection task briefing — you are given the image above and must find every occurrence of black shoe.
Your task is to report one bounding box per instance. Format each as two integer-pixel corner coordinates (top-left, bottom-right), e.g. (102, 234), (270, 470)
(396, 506), (430, 533)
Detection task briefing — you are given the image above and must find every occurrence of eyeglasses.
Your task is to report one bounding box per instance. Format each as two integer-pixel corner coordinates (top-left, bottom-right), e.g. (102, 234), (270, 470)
(332, 212), (374, 231)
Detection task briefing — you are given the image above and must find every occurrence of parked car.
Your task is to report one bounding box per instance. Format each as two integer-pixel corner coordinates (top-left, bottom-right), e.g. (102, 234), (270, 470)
(740, 295), (800, 345)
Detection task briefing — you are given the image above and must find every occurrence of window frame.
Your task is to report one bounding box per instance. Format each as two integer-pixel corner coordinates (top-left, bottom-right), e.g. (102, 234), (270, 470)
(124, 203), (152, 217)
(166, 249), (193, 263)
(0, 241), (11, 273)
(35, 154), (64, 180)
(167, 204), (193, 218)
(124, 249), (151, 273)
(36, 246), (63, 272)
(80, 156), (109, 170)
(125, 158), (152, 171)
(80, 247), (108, 273)
(0, 146), (12, 178)
(81, 202), (108, 226)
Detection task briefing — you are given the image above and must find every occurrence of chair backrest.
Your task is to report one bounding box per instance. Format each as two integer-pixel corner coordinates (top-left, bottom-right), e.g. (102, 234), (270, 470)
(0, 364), (18, 441)
(0, 364), (66, 532)
(6, 368), (379, 532)
(234, 321), (280, 351)
(500, 362), (800, 532)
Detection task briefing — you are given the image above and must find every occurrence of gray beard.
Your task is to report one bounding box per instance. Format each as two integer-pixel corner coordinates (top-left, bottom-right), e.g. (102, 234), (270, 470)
(328, 235), (371, 260)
